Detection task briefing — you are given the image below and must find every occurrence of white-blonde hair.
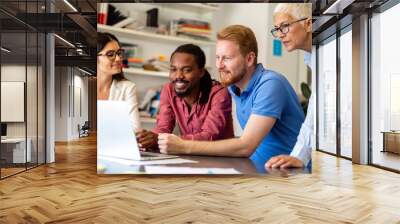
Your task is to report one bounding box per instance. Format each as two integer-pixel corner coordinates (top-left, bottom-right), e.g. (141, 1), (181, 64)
(273, 3), (312, 20)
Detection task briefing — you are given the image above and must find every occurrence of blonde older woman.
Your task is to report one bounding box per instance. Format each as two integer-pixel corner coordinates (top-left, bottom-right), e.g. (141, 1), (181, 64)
(97, 32), (141, 132)
(265, 3), (313, 169)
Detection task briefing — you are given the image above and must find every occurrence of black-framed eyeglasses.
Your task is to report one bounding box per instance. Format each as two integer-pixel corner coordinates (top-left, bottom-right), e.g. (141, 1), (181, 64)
(97, 49), (124, 60)
(270, 18), (308, 38)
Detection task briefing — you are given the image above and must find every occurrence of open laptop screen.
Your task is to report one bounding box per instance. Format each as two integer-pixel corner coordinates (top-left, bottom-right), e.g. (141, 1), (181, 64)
(97, 100), (141, 160)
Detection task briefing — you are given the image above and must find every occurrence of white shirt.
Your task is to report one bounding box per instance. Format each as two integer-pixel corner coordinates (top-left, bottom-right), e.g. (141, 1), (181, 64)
(109, 79), (141, 132)
(289, 52), (314, 166)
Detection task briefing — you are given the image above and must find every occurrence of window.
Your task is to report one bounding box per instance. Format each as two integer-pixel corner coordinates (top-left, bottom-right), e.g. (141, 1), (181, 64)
(317, 35), (337, 154)
(370, 2), (400, 171)
(339, 27), (352, 158)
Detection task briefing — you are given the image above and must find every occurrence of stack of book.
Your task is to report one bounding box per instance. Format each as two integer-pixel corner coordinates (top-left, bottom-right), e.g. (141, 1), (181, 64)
(127, 58), (144, 69)
(121, 43), (144, 68)
(151, 60), (169, 72)
(171, 19), (211, 40)
(144, 56), (170, 72)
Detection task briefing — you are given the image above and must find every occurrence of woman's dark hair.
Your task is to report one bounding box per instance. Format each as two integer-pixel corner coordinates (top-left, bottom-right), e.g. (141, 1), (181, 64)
(97, 32), (125, 81)
(171, 44), (214, 104)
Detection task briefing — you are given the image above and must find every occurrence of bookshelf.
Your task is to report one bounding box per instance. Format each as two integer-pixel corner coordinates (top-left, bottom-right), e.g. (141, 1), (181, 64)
(101, 3), (218, 130)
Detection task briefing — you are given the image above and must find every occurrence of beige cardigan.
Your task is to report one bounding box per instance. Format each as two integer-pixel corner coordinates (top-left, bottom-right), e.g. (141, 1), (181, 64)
(109, 79), (141, 132)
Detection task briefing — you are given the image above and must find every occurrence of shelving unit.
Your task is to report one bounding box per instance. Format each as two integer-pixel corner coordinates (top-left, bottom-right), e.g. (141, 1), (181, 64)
(157, 3), (219, 13)
(123, 67), (169, 78)
(102, 3), (217, 130)
(98, 25), (215, 46)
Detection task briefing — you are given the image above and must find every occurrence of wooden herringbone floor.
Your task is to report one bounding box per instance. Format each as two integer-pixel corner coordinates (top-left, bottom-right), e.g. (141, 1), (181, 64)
(0, 135), (400, 224)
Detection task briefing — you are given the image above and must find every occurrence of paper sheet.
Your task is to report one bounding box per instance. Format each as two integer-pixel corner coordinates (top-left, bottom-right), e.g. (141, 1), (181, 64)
(144, 166), (241, 174)
(98, 156), (197, 166)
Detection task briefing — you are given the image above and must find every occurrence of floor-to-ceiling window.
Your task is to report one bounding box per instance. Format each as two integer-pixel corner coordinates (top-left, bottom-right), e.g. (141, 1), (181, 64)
(339, 26), (352, 159)
(370, 1), (400, 171)
(317, 35), (337, 155)
(316, 21), (353, 159)
(0, 0), (46, 179)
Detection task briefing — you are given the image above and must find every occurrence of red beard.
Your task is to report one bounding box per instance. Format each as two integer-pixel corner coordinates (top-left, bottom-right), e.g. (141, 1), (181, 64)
(219, 70), (245, 87)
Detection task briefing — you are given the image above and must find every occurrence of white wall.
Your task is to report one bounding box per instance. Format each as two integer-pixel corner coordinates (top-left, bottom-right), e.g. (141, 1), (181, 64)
(55, 66), (68, 141)
(1, 65), (26, 139)
(55, 67), (89, 141)
(72, 73), (89, 138)
(1, 65), (34, 137)
(1, 65), (26, 81)
(1, 64), (46, 163)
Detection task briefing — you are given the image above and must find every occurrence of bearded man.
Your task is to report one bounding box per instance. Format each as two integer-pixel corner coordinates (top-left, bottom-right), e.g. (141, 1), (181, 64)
(136, 44), (234, 151)
(157, 25), (304, 171)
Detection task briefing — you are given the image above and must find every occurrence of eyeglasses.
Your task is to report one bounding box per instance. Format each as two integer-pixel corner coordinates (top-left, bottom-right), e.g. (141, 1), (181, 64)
(270, 18), (308, 38)
(97, 49), (124, 60)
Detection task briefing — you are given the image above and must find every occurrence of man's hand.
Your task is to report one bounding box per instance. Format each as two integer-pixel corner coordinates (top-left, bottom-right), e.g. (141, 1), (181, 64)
(136, 129), (158, 151)
(158, 133), (185, 154)
(265, 155), (304, 169)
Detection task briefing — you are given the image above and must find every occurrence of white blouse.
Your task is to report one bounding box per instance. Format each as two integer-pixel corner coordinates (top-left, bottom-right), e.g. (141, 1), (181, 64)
(109, 79), (141, 132)
(289, 52), (314, 166)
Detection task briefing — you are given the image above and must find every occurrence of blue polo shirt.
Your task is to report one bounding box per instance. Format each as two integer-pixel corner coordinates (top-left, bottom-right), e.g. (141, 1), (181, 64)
(228, 64), (304, 168)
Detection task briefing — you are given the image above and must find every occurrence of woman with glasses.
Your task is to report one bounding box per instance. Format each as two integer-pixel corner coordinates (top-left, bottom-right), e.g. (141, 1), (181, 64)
(270, 4), (312, 52)
(97, 32), (141, 132)
(265, 3), (313, 169)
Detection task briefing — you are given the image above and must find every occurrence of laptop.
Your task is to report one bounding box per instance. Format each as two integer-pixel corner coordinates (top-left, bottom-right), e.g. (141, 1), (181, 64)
(97, 100), (178, 161)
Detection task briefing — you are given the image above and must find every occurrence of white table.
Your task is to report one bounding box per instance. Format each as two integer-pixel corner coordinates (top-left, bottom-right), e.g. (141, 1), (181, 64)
(1, 138), (31, 163)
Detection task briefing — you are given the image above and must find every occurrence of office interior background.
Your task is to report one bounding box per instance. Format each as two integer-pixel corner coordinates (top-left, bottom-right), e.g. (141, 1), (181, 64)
(1, 0), (399, 178)
(313, 0), (400, 172)
(0, 0), (399, 222)
(0, 0), (96, 179)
